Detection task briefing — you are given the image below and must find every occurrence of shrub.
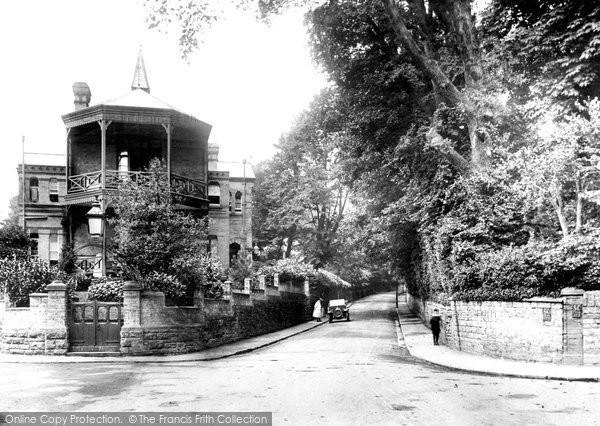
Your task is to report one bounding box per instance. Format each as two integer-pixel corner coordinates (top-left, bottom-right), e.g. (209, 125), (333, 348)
(0, 224), (31, 260)
(144, 272), (186, 300)
(260, 258), (316, 282)
(451, 230), (600, 301)
(88, 278), (124, 302)
(0, 257), (59, 306)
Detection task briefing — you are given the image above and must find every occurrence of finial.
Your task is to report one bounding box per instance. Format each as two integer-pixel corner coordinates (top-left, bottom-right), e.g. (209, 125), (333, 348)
(131, 47), (150, 93)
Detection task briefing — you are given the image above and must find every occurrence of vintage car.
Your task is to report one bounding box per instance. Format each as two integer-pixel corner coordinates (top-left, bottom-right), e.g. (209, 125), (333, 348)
(327, 299), (350, 322)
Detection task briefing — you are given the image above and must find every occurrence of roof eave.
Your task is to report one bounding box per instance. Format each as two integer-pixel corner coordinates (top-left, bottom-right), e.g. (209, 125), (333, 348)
(62, 104), (212, 134)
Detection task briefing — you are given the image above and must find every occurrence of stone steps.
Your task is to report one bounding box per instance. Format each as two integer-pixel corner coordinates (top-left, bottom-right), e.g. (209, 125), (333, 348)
(66, 351), (122, 357)
(68, 346), (121, 356)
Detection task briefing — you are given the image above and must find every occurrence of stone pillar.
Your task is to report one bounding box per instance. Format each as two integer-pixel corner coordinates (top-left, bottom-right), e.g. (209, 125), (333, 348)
(561, 287), (584, 365)
(122, 281), (142, 327)
(223, 281), (232, 300)
(121, 281), (143, 355)
(44, 280), (69, 355)
(244, 278), (252, 294)
(273, 274), (279, 288)
(258, 275), (266, 291)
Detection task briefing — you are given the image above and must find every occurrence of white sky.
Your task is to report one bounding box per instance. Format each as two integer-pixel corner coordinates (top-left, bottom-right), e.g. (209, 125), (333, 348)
(0, 0), (326, 220)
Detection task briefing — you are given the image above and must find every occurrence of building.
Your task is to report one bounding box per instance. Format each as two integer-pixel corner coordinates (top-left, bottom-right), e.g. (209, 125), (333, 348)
(207, 143), (255, 266)
(17, 164), (67, 264)
(17, 51), (254, 270)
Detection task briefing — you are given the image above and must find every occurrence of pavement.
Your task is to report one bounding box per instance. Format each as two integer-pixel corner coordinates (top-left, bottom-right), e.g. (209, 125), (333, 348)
(0, 319), (328, 364)
(396, 295), (600, 382)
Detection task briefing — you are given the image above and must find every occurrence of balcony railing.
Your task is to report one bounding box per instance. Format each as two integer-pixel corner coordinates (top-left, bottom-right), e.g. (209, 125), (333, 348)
(67, 170), (207, 200)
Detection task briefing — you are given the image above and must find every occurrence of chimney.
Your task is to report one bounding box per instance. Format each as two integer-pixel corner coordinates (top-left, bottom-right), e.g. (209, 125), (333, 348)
(72, 82), (91, 110)
(208, 143), (219, 170)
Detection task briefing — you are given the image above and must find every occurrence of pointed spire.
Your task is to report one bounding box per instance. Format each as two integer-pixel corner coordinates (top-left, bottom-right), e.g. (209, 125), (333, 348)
(131, 47), (150, 93)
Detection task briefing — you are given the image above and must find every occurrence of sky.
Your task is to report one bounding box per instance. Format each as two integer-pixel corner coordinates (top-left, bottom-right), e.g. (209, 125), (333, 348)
(0, 0), (326, 220)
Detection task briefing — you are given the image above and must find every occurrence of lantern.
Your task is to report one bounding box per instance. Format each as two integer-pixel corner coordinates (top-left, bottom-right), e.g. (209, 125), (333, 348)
(86, 198), (104, 236)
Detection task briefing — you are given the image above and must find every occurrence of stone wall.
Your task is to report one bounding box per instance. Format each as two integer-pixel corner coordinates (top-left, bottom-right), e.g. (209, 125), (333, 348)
(406, 289), (600, 365)
(120, 275), (311, 356)
(0, 282), (69, 355)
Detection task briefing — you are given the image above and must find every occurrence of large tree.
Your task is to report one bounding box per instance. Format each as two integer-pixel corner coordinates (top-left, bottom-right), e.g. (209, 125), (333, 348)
(254, 88), (350, 268)
(144, 0), (501, 172)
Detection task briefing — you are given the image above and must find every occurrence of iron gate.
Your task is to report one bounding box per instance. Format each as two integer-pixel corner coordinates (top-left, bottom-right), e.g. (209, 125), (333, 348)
(69, 301), (123, 347)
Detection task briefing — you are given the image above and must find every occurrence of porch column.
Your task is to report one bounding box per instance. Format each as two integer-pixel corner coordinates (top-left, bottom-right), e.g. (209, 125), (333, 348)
(97, 119), (112, 277)
(162, 123), (172, 184)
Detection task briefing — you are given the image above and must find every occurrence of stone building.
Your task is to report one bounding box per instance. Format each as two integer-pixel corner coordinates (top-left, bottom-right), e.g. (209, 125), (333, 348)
(17, 164), (67, 264)
(16, 51), (254, 271)
(207, 143), (255, 266)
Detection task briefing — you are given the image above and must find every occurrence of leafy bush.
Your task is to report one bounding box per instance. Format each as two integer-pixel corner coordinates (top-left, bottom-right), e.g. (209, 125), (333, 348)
(198, 256), (225, 299)
(109, 159), (210, 298)
(88, 278), (124, 302)
(259, 258), (316, 282)
(0, 224), (31, 260)
(144, 272), (186, 300)
(0, 257), (59, 306)
(451, 230), (600, 301)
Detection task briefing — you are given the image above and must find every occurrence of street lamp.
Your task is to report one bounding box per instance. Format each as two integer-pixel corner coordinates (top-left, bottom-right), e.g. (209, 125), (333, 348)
(86, 197), (104, 237)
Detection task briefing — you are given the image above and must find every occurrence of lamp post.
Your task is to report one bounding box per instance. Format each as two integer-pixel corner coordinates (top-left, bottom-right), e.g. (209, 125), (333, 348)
(86, 197), (105, 276)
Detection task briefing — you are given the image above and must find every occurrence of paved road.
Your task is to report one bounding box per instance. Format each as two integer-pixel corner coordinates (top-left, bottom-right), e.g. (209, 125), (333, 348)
(1, 292), (599, 425)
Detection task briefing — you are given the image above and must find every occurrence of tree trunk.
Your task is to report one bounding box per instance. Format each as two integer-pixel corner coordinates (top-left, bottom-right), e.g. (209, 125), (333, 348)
(575, 176), (583, 233)
(381, 0), (489, 169)
(550, 189), (569, 238)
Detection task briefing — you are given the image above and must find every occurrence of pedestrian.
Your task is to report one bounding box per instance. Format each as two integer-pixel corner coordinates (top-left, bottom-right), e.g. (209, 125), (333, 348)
(430, 309), (441, 345)
(313, 297), (323, 322)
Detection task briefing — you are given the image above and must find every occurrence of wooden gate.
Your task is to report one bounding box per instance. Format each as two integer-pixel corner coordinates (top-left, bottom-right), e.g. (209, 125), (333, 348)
(69, 301), (123, 348)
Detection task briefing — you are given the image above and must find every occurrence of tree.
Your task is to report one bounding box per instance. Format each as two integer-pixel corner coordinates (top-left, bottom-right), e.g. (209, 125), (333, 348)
(512, 99), (600, 238)
(254, 89), (351, 268)
(144, 0), (503, 172)
(483, 0), (600, 114)
(108, 159), (210, 299)
(0, 223), (31, 260)
(3, 195), (21, 226)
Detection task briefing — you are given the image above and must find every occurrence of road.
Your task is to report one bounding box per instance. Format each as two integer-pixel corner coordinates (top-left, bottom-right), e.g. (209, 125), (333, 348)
(1, 292), (599, 425)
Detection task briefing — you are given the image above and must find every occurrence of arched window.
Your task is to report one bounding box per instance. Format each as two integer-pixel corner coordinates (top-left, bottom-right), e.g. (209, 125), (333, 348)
(49, 178), (59, 202)
(229, 242), (241, 266)
(235, 191), (242, 212)
(208, 182), (220, 205)
(29, 177), (39, 202)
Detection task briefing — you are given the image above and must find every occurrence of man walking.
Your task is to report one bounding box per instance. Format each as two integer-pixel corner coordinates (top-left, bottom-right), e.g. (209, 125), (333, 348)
(430, 309), (441, 345)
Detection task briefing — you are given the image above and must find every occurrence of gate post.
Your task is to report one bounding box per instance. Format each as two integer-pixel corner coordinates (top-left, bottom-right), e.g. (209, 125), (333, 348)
(561, 287), (584, 365)
(121, 281), (143, 355)
(45, 280), (69, 355)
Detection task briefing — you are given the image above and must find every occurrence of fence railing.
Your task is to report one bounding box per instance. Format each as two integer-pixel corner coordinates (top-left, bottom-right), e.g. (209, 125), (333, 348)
(67, 170), (207, 200)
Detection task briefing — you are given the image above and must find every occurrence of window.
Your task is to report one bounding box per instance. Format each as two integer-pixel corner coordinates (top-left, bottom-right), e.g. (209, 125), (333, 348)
(49, 178), (59, 202)
(49, 233), (60, 264)
(29, 177), (39, 202)
(208, 182), (220, 205)
(235, 191), (242, 212)
(29, 231), (39, 258)
(229, 242), (241, 266)
(207, 235), (218, 256)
